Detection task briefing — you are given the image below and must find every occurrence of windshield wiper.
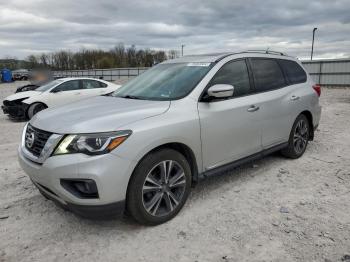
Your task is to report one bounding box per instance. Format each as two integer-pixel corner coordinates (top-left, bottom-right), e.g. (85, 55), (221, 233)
(118, 95), (143, 100)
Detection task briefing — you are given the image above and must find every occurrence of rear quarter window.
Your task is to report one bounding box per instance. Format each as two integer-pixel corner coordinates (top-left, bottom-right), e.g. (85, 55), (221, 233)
(250, 58), (286, 92)
(98, 81), (108, 88)
(278, 59), (307, 84)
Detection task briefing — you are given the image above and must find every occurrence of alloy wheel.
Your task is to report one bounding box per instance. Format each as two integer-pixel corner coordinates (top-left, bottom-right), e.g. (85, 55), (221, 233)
(293, 119), (308, 154)
(142, 160), (186, 217)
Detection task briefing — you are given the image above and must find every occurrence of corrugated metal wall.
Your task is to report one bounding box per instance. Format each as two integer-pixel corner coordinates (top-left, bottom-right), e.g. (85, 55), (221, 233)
(53, 59), (350, 87)
(301, 59), (350, 87)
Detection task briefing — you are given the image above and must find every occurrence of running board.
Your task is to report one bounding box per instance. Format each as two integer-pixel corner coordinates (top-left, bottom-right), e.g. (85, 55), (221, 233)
(200, 142), (288, 178)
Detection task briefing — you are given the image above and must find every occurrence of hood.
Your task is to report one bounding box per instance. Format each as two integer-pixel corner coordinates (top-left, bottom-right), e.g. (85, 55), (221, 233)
(5, 91), (42, 101)
(30, 96), (170, 133)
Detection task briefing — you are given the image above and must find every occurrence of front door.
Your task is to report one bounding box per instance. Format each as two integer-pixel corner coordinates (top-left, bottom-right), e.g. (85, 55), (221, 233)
(49, 80), (83, 107)
(198, 59), (262, 171)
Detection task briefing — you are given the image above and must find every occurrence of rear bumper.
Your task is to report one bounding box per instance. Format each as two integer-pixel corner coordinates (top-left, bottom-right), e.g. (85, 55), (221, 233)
(2, 103), (28, 119)
(314, 105), (322, 128)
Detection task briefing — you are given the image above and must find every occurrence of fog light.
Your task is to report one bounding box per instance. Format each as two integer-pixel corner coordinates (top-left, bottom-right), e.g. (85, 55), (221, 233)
(60, 179), (99, 199)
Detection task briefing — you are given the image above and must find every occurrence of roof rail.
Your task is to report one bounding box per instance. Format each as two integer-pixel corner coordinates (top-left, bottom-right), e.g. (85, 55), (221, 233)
(244, 50), (288, 56)
(213, 50), (293, 62)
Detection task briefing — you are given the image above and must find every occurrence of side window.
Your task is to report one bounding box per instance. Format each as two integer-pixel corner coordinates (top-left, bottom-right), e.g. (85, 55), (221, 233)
(210, 60), (251, 97)
(250, 59), (286, 92)
(53, 80), (80, 92)
(279, 59), (307, 84)
(99, 81), (108, 88)
(82, 80), (105, 89)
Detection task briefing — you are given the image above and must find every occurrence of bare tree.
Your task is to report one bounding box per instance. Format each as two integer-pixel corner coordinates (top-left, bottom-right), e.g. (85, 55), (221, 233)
(23, 44), (170, 70)
(167, 50), (179, 59)
(27, 55), (38, 68)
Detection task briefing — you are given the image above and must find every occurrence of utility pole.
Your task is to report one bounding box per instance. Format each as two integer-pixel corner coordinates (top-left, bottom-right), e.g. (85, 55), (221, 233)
(311, 27), (317, 60)
(181, 44), (185, 56)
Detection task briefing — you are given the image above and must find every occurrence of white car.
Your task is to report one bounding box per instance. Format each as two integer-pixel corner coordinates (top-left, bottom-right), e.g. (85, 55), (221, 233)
(2, 78), (120, 119)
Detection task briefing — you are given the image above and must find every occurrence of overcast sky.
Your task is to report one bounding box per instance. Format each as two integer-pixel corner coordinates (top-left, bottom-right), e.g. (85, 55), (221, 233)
(0, 0), (349, 60)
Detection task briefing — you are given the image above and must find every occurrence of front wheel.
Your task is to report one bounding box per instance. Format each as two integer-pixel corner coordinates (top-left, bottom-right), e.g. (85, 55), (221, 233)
(281, 114), (310, 158)
(27, 103), (47, 119)
(127, 149), (191, 225)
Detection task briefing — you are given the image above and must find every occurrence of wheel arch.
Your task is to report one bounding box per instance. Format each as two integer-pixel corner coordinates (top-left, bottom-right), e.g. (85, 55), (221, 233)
(300, 110), (314, 140)
(131, 142), (200, 186)
(25, 101), (48, 119)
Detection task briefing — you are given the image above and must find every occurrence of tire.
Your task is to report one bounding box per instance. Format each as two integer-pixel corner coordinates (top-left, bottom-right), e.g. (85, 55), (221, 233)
(281, 114), (310, 159)
(127, 148), (192, 225)
(27, 103), (47, 119)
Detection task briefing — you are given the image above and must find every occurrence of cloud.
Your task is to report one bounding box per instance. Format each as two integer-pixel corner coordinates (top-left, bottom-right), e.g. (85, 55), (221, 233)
(0, 0), (349, 59)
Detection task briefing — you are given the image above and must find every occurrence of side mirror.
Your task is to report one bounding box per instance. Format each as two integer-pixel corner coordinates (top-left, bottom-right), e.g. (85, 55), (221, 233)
(207, 84), (234, 99)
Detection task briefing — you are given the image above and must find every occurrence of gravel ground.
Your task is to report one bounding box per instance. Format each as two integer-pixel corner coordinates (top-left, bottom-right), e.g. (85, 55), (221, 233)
(0, 81), (349, 262)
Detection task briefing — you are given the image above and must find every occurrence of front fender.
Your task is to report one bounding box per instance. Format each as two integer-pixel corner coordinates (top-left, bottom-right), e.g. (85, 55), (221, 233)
(110, 100), (203, 174)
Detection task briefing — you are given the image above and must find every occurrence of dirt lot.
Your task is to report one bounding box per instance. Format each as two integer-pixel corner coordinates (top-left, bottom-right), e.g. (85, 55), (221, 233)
(0, 81), (349, 262)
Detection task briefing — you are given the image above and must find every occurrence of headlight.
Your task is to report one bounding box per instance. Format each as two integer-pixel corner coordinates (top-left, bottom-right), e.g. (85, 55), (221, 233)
(13, 97), (29, 104)
(53, 130), (132, 156)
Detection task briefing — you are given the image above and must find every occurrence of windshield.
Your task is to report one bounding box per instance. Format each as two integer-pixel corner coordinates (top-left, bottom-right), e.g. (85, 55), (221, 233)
(36, 79), (65, 92)
(112, 63), (213, 100)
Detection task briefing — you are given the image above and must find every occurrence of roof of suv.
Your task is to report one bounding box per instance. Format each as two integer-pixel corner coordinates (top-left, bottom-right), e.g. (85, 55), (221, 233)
(162, 53), (232, 64)
(162, 50), (294, 64)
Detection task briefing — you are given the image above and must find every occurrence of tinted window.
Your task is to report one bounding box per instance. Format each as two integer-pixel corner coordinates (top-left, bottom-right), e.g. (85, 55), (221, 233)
(82, 79), (106, 89)
(210, 60), (251, 97)
(99, 81), (108, 87)
(36, 79), (64, 92)
(53, 80), (80, 92)
(279, 59), (307, 84)
(250, 59), (286, 92)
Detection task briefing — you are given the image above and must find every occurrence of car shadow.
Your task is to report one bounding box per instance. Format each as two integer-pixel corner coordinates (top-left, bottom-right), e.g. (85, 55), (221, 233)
(3, 117), (27, 123)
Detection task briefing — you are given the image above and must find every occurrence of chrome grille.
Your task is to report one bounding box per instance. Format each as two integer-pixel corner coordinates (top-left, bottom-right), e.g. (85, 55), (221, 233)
(25, 124), (52, 157)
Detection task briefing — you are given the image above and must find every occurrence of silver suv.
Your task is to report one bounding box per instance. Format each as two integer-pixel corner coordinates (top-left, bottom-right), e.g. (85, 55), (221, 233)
(18, 51), (321, 225)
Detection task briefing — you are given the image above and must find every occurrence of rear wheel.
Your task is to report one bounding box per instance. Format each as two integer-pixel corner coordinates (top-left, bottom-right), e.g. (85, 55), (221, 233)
(27, 103), (47, 119)
(281, 114), (310, 158)
(127, 149), (191, 225)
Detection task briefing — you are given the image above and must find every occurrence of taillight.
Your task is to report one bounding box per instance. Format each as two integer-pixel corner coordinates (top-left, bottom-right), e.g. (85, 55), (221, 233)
(313, 84), (321, 97)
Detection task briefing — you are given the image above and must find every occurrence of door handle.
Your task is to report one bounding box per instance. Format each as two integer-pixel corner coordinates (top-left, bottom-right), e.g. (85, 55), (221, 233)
(247, 105), (260, 112)
(290, 95), (300, 101)
(74, 92), (81, 95)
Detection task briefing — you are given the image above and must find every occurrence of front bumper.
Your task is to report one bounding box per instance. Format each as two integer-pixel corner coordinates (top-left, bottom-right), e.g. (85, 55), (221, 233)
(18, 146), (137, 218)
(36, 183), (125, 219)
(2, 103), (28, 119)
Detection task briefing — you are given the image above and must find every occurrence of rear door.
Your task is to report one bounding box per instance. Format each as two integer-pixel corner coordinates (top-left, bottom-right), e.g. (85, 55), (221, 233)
(81, 79), (110, 97)
(198, 59), (262, 170)
(248, 58), (294, 149)
(277, 59), (308, 123)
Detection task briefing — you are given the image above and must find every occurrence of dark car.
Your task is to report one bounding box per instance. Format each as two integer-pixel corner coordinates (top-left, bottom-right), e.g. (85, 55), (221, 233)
(12, 69), (29, 81)
(15, 70), (54, 93)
